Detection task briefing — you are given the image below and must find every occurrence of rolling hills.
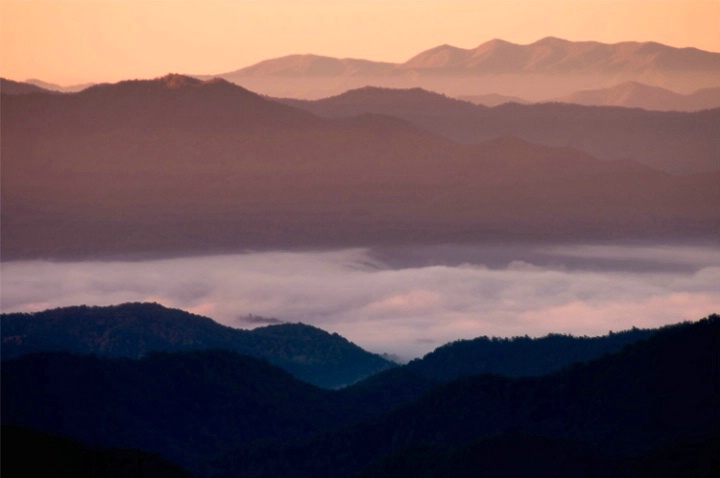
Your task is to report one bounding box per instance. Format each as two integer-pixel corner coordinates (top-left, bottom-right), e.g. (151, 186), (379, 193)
(216, 37), (720, 100)
(1, 302), (393, 388)
(204, 315), (720, 477)
(3, 75), (718, 260)
(4, 311), (716, 477)
(282, 86), (720, 173)
(551, 82), (720, 111)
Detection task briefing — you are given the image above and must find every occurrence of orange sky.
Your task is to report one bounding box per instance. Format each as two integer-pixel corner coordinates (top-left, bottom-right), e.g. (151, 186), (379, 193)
(2, 0), (719, 85)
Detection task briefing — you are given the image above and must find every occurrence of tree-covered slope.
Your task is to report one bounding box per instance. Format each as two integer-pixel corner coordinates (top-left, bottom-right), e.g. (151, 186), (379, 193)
(205, 315), (719, 477)
(406, 327), (656, 381)
(0, 302), (394, 388)
(1, 350), (344, 471)
(2, 425), (194, 478)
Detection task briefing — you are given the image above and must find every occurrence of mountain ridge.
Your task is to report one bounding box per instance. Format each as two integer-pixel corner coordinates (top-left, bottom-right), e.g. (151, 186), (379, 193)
(1, 302), (394, 388)
(225, 38), (720, 77)
(3, 305), (716, 477)
(280, 85), (720, 173)
(552, 81), (720, 111)
(216, 37), (720, 99)
(4, 76), (719, 260)
(207, 315), (720, 477)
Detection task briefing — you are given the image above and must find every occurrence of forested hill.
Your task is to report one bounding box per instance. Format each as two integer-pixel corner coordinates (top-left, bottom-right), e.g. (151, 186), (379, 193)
(206, 315), (720, 478)
(337, 323), (661, 415)
(2, 312), (716, 477)
(0, 302), (393, 388)
(406, 327), (656, 381)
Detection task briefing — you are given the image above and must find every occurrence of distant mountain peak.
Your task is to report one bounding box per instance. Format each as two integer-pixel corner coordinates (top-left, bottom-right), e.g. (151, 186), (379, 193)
(154, 74), (236, 90)
(481, 38), (516, 47)
(532, 36), (569, 45)
(156, 73), (204, 88)
(402, 44), (471, 69)
(223, 54), (394, 78)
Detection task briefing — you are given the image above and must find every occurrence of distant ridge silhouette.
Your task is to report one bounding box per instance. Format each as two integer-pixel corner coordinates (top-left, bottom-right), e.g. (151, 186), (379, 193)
(216, 38), (720, 99)
(3, 76), (719, 259)
(552, 81), (720, 111)
(280, 85), (720, 173)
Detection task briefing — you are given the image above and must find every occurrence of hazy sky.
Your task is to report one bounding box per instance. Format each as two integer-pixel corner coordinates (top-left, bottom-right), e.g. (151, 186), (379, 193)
(3, 244), (719, 360)
(2, 0), (719, 85)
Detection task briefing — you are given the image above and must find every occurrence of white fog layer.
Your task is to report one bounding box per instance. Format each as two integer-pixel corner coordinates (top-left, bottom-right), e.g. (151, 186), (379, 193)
(2, 244), (719, 359)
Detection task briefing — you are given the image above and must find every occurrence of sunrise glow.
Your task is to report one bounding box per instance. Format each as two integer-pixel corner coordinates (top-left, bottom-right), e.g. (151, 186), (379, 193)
(2, 0), (719, 85)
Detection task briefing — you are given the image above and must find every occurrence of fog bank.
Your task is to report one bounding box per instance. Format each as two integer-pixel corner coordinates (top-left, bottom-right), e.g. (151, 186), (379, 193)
(2, 244), (718, 359)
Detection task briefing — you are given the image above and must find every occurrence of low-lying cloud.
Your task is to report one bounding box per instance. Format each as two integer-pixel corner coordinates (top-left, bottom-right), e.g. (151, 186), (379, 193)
(2, 244), (718, 360)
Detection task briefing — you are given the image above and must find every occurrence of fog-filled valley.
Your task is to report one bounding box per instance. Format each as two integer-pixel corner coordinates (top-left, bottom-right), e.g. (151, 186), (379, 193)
(2, 243), (719, 360)
(2, 19), (720, 478)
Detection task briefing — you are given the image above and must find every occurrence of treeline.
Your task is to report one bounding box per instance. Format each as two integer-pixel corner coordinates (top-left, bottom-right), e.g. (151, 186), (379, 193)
(2, 306), (717, 477)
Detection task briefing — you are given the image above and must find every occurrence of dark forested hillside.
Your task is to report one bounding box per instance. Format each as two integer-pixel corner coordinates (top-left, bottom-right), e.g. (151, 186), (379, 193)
(0, 302), (393, 388)
(1, 350), (344, 471)
(406, 327), (656, 381)
(204, 315), (719, 478)
(2, 425), (194, 478)
(358, 435), (720, 478)
(335, 326), (659, 414)
(2, 313), (716, 477)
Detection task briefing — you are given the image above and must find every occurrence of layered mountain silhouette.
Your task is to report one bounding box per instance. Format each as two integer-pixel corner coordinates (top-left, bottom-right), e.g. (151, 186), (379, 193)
(404, 327), (656, 381)
(228, 54), (395, 77)
(459, 82), (720, 111)
(400, 37), (720, 75)
(24, 78), (95, 93)
(1, 302), (392, 388)
(457, 92), (531, 106)
(204, 315), (720, 478)
(216, 38), (720, 99)
(3, 75), (718, 260)
(282, 86), (720, 173)
(1, 77), (55, 95)
(4, 310), (716, 477)
(552, 81), (720, 111)
(2, 425), (193, 478)
(2, 350), (344, 471)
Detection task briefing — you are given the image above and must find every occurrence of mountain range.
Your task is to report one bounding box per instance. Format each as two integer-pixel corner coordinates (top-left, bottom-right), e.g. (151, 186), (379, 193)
(1, 77), (56, 95)
(211, 315), (718, 478)
(1, 302), (392, 388)
(3, 75), (718, 260)
(214, 37), (720, 100)
(5, 37), (719, 108)
(280, 85), (720, 173)
(551, 81), (720, 111)
(459, 83), (720, 111)
(3, 306), (717, 477)
(7, 74), (719, 112)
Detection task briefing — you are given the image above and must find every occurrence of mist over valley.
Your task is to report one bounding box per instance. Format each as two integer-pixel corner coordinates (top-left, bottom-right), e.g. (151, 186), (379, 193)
(2, 10), (719, 476)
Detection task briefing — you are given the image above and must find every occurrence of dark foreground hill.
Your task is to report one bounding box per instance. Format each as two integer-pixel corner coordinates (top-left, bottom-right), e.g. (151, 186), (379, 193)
(206, 314), (720, 477)
(3, 75), (719, 260)
(405, 327), (656, 381)
(337, 326), (659, 414)
(3, 312), (717, 477)
(1, 350), (344, 471)
(0, 302), (393, 388)
(2, 425), (193, 478)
